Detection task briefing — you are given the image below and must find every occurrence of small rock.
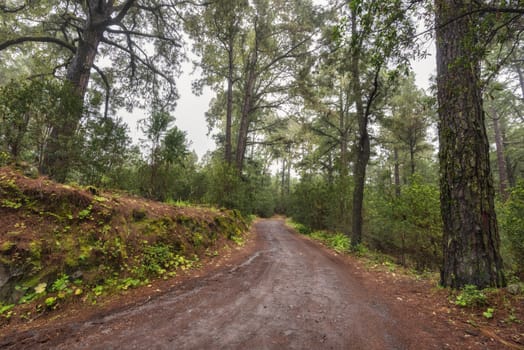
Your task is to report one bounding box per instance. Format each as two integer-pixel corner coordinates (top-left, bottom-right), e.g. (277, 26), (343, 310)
(465, 329), (479, 336)
(72, 270), (83, 280)
(507, 283), (522, 295)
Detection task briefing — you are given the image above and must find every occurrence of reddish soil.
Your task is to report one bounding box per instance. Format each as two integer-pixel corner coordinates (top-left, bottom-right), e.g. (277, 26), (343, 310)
(1, 218), (522, 349)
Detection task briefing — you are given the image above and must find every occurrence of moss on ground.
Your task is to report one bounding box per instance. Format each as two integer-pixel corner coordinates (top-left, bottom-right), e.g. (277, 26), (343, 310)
(0, 167), (249, 324)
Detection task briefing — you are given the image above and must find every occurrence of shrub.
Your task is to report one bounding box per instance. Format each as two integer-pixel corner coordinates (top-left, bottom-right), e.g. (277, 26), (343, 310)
(367, 175), (442, 270)
(499, 182), (524, 278)
(454, 285), (488, 307)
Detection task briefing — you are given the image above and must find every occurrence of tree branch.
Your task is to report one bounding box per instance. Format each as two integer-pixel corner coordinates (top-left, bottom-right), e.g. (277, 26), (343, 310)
(0, 36), (76, 52)
(92, 64), (111, 120)
(0, 3), (27, 13)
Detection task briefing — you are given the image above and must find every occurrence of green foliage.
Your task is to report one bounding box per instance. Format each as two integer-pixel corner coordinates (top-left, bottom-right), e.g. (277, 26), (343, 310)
(78, 205), (92, 220)
(44, 296), (57, 309)
(286, 219), (311, 235)
(51, 274), (73, 299)
(202, 159), (277, 217)
(0, 78), (82, 179)
(1, 199), (22, 209)
(76, 116), (131, 187)
(0, 151), (10, 166)
(0, 303), (15, 319)
(288, 175), (348, 232)
(483, 307), (495, 319)
(118, 277), (142, 291)
(138, 243), (194, 277)
(367, 175), (442, 270)
(499, 182), (524, 276)
(92, 285), (104, 296)
(230, 235), (245, 247)
(310, 231), (350, 253)
(51, 274), (70, 292)
(454, 285), (488, 307)
(16, 284), (42, 304)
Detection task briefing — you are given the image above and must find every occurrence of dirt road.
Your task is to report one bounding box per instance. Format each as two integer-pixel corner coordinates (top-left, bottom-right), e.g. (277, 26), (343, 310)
(2, 219), (462, 349)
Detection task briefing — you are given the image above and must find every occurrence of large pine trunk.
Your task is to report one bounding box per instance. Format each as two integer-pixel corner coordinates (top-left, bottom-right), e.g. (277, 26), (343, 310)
(435, 0), (505, 288)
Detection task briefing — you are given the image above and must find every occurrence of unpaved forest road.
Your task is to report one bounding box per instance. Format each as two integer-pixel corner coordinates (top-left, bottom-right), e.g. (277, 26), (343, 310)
(4, 219), (452, 349)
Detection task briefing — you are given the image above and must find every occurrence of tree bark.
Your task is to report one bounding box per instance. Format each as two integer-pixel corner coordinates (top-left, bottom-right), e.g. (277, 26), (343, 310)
(225, 36), (234, 165)
(42, 1), (109, 181)
(235, 63), (256, 173)
(409, 142), (416, 176)
(350, 57), (369, 244)
(350, 9), (371, 248)
(492, 111), (509, 201)
(435, 0), (505, 288)
(235, 19), (259, 174)
(394, 147), (401, 197)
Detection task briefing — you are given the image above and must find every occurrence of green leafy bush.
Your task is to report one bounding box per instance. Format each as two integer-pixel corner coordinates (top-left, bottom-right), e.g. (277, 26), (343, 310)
(454, 285), (488, 307)
(483, 307), (494, 319)
(367, 175), (442, 270)
(499, 182), (524, 277)
(310, 231), (350, 253)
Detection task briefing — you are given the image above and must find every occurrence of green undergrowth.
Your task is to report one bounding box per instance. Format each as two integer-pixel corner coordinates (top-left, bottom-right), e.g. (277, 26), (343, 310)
(286, 218), (524, 329)
(286, 218), (437, 278)
(0, 167), (248, 325)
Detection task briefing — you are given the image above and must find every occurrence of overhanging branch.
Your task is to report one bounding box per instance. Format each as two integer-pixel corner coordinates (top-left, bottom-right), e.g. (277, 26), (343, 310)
(0, 36), (76, 52)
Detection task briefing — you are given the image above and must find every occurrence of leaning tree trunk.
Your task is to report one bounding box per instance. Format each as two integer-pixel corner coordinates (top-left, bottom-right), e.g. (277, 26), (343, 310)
(435, 0), (505, 288)
(43, 2), (109, 181)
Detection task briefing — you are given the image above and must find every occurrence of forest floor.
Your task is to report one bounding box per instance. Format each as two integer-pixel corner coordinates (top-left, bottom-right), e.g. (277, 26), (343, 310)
(1, 218), (523, 349)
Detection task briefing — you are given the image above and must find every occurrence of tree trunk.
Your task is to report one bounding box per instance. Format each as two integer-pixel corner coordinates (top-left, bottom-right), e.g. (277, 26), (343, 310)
(351, 115), (370, 248)
(235, 70), (255, 173)
(394, 147), (401, 197)
(409, 143), (416, 176)
(225, 37), (234, 165)
(350, 10), (370, 248)
(492, 111), (509, 201)
(235, 28), (258, 174)
(435, 0), (505, 288)
(43, 4), (106, 181)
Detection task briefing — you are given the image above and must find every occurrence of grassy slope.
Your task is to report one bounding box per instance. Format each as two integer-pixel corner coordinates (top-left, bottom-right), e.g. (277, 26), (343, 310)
(0, 167), (248, 324)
